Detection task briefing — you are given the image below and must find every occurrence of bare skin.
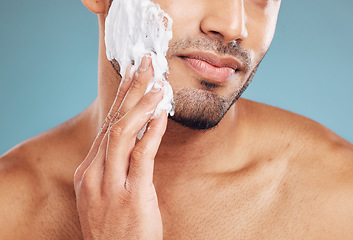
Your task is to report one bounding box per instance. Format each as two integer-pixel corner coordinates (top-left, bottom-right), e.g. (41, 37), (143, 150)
(1, 0), (353, 239)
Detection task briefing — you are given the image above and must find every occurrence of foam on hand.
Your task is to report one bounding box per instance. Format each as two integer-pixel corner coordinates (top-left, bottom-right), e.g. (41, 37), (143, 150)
(105, 0), (174, 120)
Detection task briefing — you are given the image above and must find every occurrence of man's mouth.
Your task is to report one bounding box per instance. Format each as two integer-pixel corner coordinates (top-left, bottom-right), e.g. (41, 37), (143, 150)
(178, 52), (242, 83)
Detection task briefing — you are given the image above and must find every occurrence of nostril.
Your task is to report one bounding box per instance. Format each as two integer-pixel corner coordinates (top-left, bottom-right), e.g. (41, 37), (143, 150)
(208, 30), (224, 38)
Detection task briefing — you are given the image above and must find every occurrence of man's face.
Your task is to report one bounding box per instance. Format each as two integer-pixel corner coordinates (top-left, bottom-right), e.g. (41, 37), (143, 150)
(110, 0), (281, 130)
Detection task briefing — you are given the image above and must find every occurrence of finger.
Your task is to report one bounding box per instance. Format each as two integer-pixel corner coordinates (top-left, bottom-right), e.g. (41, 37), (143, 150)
(104, 65), (133, 126)
(82, 131), (109, 184)
(103, 130), (135, 189)
(103, 84), (164, 187)
(75, 130), (109, 193)
(74, 129), (106, 187)
(75, 65), (134, 184)
(127, 111), (168, 187)
(103, 65), (134, 130)
(115, 55), (153, 120)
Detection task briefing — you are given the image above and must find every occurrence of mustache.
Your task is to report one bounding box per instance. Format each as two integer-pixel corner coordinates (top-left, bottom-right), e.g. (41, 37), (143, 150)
(166, 36), (251, 71)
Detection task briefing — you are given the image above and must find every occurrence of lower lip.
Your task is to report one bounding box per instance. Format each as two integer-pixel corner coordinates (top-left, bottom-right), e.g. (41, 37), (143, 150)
(182, 57), (235, 83)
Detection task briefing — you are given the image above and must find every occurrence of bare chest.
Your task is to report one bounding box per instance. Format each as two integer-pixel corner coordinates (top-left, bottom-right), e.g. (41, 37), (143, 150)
(28, 181), (347, 240)
(157, 181), (343, 240)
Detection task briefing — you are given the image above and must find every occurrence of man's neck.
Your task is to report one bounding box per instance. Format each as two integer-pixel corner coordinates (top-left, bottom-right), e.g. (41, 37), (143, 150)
(152, 102), (254, 185)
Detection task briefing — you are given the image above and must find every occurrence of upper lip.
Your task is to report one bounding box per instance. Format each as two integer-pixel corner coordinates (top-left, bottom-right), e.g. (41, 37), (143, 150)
(178, 51), (243, 71)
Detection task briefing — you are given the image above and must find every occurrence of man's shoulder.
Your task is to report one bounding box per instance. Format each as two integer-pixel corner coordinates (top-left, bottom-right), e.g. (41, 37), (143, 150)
(244, 100), (353, 237)
(244, 98), (353, 178)
(0, 137), (83, 239)
(241, 98), (353, 151)
(244, 100), (353, 236)
(0, 143), (44, 238)
(287, 138), (353, 238)
(0, 142), (42, 200)
(1, 118), (87, 187)
(0, 132), (58, 186)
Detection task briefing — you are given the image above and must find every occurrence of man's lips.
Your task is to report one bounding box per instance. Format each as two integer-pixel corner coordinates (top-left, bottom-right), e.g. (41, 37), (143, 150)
(179, 52), (242, 83)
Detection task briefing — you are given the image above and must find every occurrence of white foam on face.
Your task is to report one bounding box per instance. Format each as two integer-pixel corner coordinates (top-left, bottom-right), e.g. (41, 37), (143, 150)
(105, 0), (174, 121)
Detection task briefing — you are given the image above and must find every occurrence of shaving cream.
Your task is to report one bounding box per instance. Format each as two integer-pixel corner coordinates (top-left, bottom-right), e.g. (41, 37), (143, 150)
(105, 0), (174, 120)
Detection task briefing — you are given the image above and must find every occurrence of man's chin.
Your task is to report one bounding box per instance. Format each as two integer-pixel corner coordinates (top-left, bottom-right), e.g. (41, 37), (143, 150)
(167, 87), (237, 131)
(168, 114), (222, 131)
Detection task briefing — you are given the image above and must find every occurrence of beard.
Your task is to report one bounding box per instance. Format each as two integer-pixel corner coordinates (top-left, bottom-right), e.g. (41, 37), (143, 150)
(110, 35), (264, 131)
(169, 66), (257, 130)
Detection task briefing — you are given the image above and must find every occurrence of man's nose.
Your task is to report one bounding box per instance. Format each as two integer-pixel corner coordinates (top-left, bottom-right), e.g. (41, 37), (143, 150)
(200, 0), (248, 44)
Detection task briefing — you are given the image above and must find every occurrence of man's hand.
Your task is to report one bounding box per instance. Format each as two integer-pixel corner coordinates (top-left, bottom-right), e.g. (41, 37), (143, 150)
(74, 56), (166, 240)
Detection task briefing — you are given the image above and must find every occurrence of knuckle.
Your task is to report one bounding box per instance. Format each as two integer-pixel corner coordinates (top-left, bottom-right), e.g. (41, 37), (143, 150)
(105, 113), (113, 124)
(99, 118), (109, 131)
(116, 89), (127, 103)
(109, 123), (126, 138)
(74, 167), (83, 185)
(116, 108), (127, 119)
(102, 114), (116, 130)
(131, 145), (147, 161)
(80, 169), (97, 192)
(109, 111), (120, 124)
(124, 178), (140, 195)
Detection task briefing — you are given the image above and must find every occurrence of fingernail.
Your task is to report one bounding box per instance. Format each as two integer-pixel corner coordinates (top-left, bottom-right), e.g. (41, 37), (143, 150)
(150, 81), (164, 93)
(138, 56), (151, 72)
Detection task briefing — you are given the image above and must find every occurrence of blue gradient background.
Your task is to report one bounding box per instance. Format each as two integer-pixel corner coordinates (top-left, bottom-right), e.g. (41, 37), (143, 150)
(0, 0), (352, 155)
